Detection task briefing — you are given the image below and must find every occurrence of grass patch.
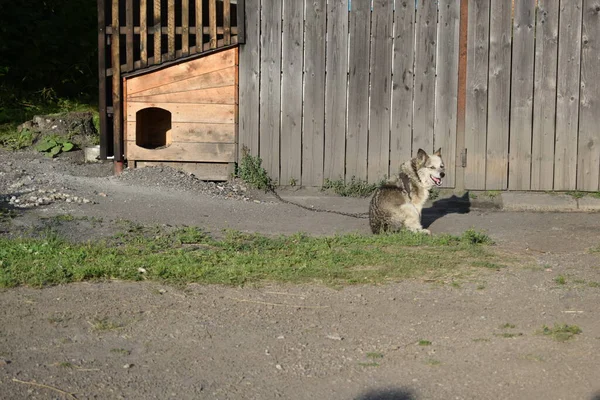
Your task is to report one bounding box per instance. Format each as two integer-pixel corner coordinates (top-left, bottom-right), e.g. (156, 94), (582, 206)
(110, 348), (131, 355)
(322, 177), (382, 198)
(366, 352), (384, 359)
(57, 362), (74, 368)
(90, 318), (122, 331)
(472, 338), (490, 342)
(425, 358), (441, 366)
(472, 261), (504, 269)
(500, 323), (516, 329)
(588, 281), (600, 288)
(539, 324), (582, 342)
(494, 332), (523, 338)
(554, 275), (567, 285)
(566, 191), (586, 199)
(0, 227), (499, 288)
(418, 340), (432, 346)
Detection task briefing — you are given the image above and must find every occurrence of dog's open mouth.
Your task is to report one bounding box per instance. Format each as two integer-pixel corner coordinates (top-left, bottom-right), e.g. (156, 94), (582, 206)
(431, 176), (442, 186)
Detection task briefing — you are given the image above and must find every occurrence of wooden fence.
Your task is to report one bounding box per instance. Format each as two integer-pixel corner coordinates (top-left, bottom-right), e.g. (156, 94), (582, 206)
(238, 0), (600, 191)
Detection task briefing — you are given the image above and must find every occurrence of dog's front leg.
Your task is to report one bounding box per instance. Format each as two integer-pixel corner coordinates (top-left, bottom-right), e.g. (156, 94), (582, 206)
(398, 204), (430, 235)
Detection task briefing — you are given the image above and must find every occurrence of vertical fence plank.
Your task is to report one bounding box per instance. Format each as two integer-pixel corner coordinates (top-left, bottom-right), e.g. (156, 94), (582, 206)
(324, 0), (348, 181)
(126, 0), (134, 71)
(578, 0), (600, 191)
(531, 0), (559, 190)
(367, 0), (393, 182)
(209, 0), (217, 49)
(238, 0), (260, 157)
(303, 0), (326, 187)
(182, 0), (190, 56)
(434, 0), (460, 188)
(412, 0), (438, 155)
(464, 0), (490, 190)
(280, 0), (304, 185)
(390, 0), (415, 175)
(555, 0), (583, 190)
(140, 0), (148, 67)
(224, 0), (231, 45)
(154, 0), (162, 64)
(112, 0), (123, 161)
(346, 0), (371, 181)
(509, 0), (536, 190)
(259, 0), (282, 180)
(485, 0), (511, 190)
(168, 0), (175, 59)
(195, 0), (203, 53)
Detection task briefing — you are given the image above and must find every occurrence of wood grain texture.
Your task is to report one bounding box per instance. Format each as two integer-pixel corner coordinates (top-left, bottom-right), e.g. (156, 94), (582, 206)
(195, 0), (203, 53)
(223, 0), (231, 45)
(531, 0), (559, 190)
(280, 0), (304, 185)
(509, 0), (536, 190)
(554, 0), (583, 190)
(390, 0), (415, 175)
(126, 48), (236, 94)
(126, 0), (134, 71)
(434, 0), (460, 188)
(129, 67), (236, 97)
(323, 0), (348, 181)
(209, 0), (217, 49)
(129, 85), (236, 104)
(464, 0), (490, 190)
(182, 0), (190, 56)
(126, 121), (235, 142)
(303, 0), (326, 187)
(127, 141), (236, 162)
(140, 0), (148, 67)
(367, 0), (393, 182)
(127, 102), (235, 124)
(412, 0), (438, 155)
(168, 0), (176, 60)
(259, 0), (282, 180)
(153, 0), (162, 64)
(579, 0), (600, 190)
(485, 0), (512, 190)
(238, 0), (260, 156)
(346, 0), (371, 181)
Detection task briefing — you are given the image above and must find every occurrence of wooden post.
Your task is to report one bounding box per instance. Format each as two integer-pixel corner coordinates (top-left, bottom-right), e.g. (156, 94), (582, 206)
(126, 0), (134, 71)
(154, 0), (162, 64)
(97, 0), (109, 159)
(111, 0), (123, 163)
(141, 0), (148, 67)
(454, 0), (468, 193)
(209, 0), (217, 49)
(223, 0), (231, 45)
(168, 0), (175, 60)
(195, 0), (203, 52)
(182, 0), (190, 56)
(237, 0), (246, 44)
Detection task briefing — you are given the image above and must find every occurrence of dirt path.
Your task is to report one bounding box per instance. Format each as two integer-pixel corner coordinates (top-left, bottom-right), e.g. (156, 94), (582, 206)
(1, 150), (600, 399)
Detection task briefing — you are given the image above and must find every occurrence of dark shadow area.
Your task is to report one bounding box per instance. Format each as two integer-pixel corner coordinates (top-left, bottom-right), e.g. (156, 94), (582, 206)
(422, 192), (471, 229)
(355, 387), (417, 400)
(136, 107), (172, 149)
(590, 392), (600, 400)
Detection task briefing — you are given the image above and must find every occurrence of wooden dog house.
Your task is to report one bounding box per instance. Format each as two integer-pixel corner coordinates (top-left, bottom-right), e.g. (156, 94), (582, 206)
(97, 0), (244, 179)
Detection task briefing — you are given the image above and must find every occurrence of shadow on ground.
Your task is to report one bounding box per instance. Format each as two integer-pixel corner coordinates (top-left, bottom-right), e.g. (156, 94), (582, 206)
(355, 387), (416, 400)
(422, 192), (471, 229)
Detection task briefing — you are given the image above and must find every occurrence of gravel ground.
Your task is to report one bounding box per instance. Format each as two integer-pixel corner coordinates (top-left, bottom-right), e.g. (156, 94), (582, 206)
(1, 148), (600, 400)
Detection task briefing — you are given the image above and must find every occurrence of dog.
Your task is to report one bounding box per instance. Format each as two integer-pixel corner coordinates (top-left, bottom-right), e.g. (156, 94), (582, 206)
(369, 148), (445, 235)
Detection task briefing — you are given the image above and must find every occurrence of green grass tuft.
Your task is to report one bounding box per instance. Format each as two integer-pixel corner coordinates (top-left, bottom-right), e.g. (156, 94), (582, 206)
(539, 324), (582, 342)
(554, 275), (567, 285)
(236, 146), (274, 191)
(322, 176), (382, 198)
(418, 340), (432, 346)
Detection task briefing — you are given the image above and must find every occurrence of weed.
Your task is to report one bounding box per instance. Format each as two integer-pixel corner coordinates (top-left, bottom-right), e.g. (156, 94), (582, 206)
(494, 332), (523, 338)
(500, 323), (516, 329)
(554, 275), (567, 285)
(589, 245), (600, 254)
(110, 348), (131, 355)
(539, 324), (582, 342)
(0, 208), (17, 221)
(450, 281), (461, 288)
(472, 261), (503, 269)
(588, 281), (600, 288)
(472, 338), (490, 342)
(0, 127), (34, 150)
(566, 191), (586, 199)
(35, 135), (75, 157)
(366, 352), (384, 359)
(289, 178), (297, 187)
(425, 358), (441, 366)
(236, 146), (273, 191)
(429, 187), (440, 201)
(469, 192), (478, 199)
(322, 177), (381, 198)
(461, 229), (494, 245)
(485, 191), (501, 198)
(418, 340), (432, 346)
(476, 284), (486, 290)
(358, 362), (379, 367)
(590, 191), (600, 199)
(57, 362), (74, 368)
(90, 318), (122, 331)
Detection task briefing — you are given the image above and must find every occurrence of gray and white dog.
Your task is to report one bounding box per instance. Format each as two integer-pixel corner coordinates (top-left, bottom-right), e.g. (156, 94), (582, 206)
(369, 148), (445, 235)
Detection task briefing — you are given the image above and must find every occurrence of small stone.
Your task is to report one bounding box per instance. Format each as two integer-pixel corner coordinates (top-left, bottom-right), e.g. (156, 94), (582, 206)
(275, 364), (282, 370)
(0, 359), (10, 366)
(83, 198), (91, 204)
(98, 192), (107, 197)
(66, 198), (72, 203)
(277, 335), (285, 340)
(326, 334), (343, 341)
(123, 364), (133, 369)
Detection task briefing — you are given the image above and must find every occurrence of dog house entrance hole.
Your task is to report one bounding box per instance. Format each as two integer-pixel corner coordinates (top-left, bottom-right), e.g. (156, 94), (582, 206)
(136, 107), (172, 149)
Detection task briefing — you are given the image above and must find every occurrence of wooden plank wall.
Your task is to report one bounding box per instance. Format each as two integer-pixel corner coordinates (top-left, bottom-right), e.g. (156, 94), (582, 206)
(237, 0), (600, 191)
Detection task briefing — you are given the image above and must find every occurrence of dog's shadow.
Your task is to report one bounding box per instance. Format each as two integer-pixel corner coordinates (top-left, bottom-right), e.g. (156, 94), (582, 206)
(422, 192), (471, 229)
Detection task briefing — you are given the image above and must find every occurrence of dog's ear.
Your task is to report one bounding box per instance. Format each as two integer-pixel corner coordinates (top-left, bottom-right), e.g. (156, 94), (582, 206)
(434, 148), (442, 157)
(416, 148), (429, 165)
